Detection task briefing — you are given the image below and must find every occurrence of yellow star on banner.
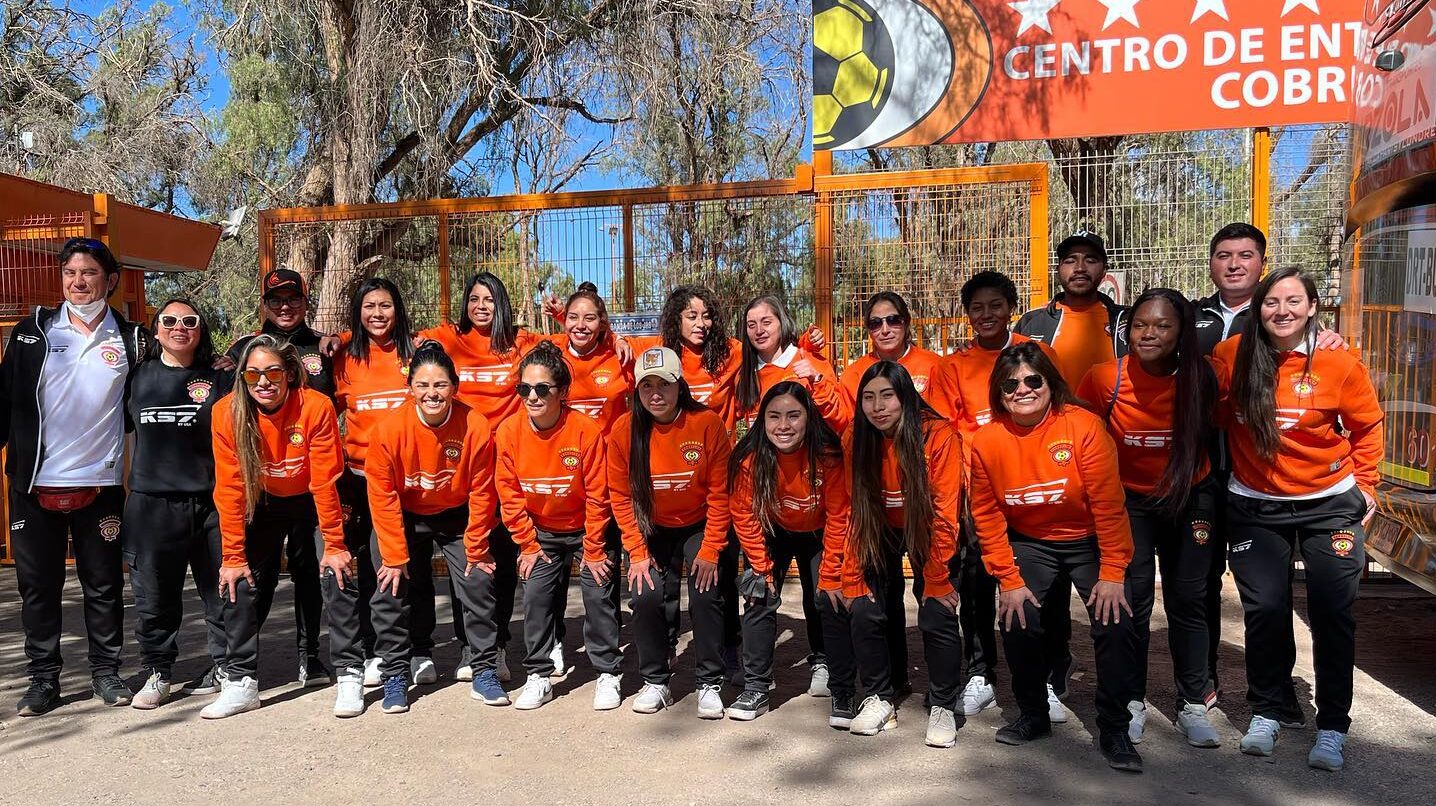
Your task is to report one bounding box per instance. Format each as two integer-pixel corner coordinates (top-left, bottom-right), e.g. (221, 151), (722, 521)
(1191, 0), (1227, 22)
(1099, 0), (1140, 30)
(1008, 0), (1061, 36)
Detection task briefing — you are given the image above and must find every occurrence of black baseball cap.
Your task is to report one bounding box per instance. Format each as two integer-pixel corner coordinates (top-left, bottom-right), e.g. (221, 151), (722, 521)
(261, 268), (306, 298)
(1056, 230), (1108, 261)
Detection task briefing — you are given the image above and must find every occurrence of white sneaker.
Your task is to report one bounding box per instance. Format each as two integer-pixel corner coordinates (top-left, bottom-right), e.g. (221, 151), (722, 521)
(1046, 684), (1068, 724)
(514, 673), (554, 711)
(131, 672), (172, 711)
(593, 673), (622, 711)
(200, 676), (260, 719)
(1127, 700), (1147, 744)
(808, 663), (831, 698)
(696, 684), (724, 719)
(1176, 702), (1222, 748)
(1240, 715), (1281, 756)
(333, 671), (364, 718)
(960, 675), (996, 717)
(495, 648), (511, 683)
(455, 652), (474, 682)
(363, 657), (383, 687)
(926, 706), (957, 748)
(632, 682), (673, 714)
(410, 656), (437, 685)
(549, 644), (567, 678)
(850, 696), (896, 735)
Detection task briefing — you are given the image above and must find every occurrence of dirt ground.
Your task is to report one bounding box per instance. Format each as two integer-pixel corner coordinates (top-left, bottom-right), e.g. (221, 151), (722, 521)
(0, 568), (1431, 806)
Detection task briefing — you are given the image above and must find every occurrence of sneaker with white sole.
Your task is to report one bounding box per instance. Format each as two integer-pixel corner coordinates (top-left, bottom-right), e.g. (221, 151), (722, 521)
(632, 682), (673, 714)
(381, 675), (409, 714)
(961, 675), (996, 717)
(200, 676), (260, 719)
(829, 693), (856, 730)
(1128, 700), (1147, 744)
(471, 669), (510, 706)
(926, 706), (958, 748)
(1240, 715), (1281, 756)
(808, 663), (831, 697)
(1308, 729), (1346, 771)
(183, 665), (225, 695)
(850, 696), (896, 735)
(410, 656), (437, 685)
(455, 646), (474, 682)
(696, 684), (725, 719)
(726, 690), (769, 721)
(363, 657), (383, 687)
(495, 648), (512, 684)
(1046, 684), (1068, 724)
(298, 657), (332, 688)
(549, 644), (567, 678)
(131, 671), (172, 711)
(593, 673), (622, 711)
(333, 671), (365, 718)
(515, 673), (554, 711)
(1176, 702), (1221, 748)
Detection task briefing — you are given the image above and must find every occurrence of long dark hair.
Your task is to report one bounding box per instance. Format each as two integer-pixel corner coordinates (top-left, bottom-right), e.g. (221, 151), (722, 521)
(149, 297), (215, 367)
(1125, 288), (1216, 513)
(729, 381), (842, 534)
(1232, 267), (1320, 460)
(987, 341), (1080, 418)
(564, 286), (611, 349)
(849, 361), (940, 577)
(347, 277), (415, 364)
(736, 294), (799, 411)
(457, 272), (518, 354)
(627, 379), (707, 538)
(660, 285), (731, 376)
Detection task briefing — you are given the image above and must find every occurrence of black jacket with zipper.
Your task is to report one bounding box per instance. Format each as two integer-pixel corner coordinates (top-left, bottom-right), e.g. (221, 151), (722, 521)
(1194, 292), (1252, 356)
(1014, 291), (1130, 359)
(0, 305), (148, 494)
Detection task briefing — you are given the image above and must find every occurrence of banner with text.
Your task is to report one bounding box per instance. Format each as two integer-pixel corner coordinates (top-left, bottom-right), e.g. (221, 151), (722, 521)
(813, 0), (1365, 150)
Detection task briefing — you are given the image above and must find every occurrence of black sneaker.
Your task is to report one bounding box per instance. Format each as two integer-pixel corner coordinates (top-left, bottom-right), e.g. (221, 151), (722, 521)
(829, 693), (856, 730)
(92, 674), (132, 707)
(1100, 731), (1144, 772)
(725, 690), (769, 721)
(184, 665), (226, 695)
(16, 677), (60, 716)
(299, 656), (333, 688)
(996, 713), (1053, 745)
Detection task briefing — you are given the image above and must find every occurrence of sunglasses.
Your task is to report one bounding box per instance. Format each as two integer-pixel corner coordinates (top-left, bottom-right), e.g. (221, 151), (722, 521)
(516, 383), (556, 399)
(242, 368), (288, 386)
(158, 314), (201, 329)
(1000, 374), (1046, 395)
(866, 314), (905, 331)
(264, 296), (305, 311)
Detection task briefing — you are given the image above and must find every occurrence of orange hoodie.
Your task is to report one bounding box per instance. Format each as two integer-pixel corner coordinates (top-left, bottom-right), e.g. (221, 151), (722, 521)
(494, 407), (610, 562)
(839, 419), (963, 599)
(967, 405), (1134, 591)
(606, 407), (732, 564)
(332, 341), (411, 471)
(1076, 356), (1211, 496)
(212, 387), (346, 568)
(546, 335), (632, 435)
(1048, 300), (1117, 389)
(420, 324), (538, 424)
(1209, 335), (1384, 497)
(839, 345), (946, 405)
(630, 336), (743, 431)
(927, 333), (1058, 443)
(730, 450), (849, 584)
(362, 401), (498, 566)
(736, 344), (851, 433)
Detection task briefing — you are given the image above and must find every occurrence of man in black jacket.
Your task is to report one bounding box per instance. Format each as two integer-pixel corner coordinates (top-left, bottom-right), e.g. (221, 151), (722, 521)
(1, 238), (148, 714)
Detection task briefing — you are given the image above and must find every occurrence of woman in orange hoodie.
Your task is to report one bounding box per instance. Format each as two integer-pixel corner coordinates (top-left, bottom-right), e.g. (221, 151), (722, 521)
(734, 294), (849, 434)
(203, 334), (355, 720)
(726, 381), (849, 723)
(608, 347), (733, 719)
(497, 340), (622, 712)
(363, 342), (501, 715)
(841, 361), (963, 748)
(1210, 268), (1382, 772)
(552, 286), (632, 435)
(967, 342), (1140, 771)
(838, 291), (945, 405)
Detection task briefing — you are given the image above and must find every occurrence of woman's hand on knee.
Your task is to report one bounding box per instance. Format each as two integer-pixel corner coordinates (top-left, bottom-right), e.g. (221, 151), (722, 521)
(627, 558), (655, 594)
(691, 557), (719, 593)
(218, 564), (253, 603)
(998, 585), (1039, 631)
(376, 563), (408, 597)
(1086, 580), (1133, 626)
(517, 550), (550, 581)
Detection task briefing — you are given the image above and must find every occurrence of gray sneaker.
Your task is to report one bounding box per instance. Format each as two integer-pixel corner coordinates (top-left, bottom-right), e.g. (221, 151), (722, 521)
(1308, 730), (1346, 771)
(1176, 702), (1221, 748)
(926, 706), (957, 748)
(131, 672), (172, 711)
(849, 696), (896, 736)
(1240, 715), (1281, 756)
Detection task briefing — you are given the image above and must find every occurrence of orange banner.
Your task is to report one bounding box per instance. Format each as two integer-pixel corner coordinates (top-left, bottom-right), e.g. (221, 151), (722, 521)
(813, 0), (1366, 150)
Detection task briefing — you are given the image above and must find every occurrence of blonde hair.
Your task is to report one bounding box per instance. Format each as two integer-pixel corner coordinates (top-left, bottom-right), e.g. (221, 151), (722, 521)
(230, 334), (305, 519)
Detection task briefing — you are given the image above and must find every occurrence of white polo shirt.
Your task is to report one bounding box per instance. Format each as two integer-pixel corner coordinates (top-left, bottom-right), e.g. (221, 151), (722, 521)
(34, 309), (129, 486)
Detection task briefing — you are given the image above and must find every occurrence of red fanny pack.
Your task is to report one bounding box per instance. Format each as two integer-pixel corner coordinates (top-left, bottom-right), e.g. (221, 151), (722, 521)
(34, 486), (100, 513)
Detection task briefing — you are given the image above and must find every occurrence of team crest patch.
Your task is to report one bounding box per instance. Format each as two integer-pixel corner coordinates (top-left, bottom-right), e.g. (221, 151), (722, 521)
(1047, 440), (1074, 466)
(287, 425), (304, 446)
(1191, 520), (1212, 546)
(1292, 372), (1319, 396)
(1331, 530), (1356, 558)
(98, 516), (121, 542)
(301, 354), (323, 375)
(186, 379), (213, 403)
(560, 448), (582, 469)
(640, 348), (665, 369)
(99, 345), (121, 367)
(341, 503), (354, 523)
(593, 371), (613, 386)
(400, 364), (410, 377)
(913, 375), (928, 393)
(680, 440), (703, 467)
(443, 439), (463, 460)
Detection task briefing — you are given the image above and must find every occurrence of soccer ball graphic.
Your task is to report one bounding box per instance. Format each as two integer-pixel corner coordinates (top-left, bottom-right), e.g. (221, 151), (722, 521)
(812, 0), (894, 148)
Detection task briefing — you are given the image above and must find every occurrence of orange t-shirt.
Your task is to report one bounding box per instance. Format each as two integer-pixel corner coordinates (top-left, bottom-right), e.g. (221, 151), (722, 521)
(967, 405), (1134, 591)
(1076, 356), (1211, 496)
(606, 407), (732, 564)
(494, 407), (610, 561)
(420, 324), (538, 424)
(840, 345), (946, 405)
(1209, 335), (1384, 497)
(362, 402), (497, 566)
(730, 450), (849, 584)
(212, 387), (346, 567)
(547, 335), (631, 435)
(1048, 301), (1117, 389)
(839, 419), (963, 599)
(737, 345), (851, 434)
(631, 336), (742, 431)
(928, 332), (1059, 449)
(332, 341), (411, 471)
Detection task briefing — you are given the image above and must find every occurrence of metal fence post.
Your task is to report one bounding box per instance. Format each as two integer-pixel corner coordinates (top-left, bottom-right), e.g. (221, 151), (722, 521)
(621, 205), (635, 313)
(812, 153), (834, 345)
(1251, 127), (1272, 239)
(437, 212), (451, 322)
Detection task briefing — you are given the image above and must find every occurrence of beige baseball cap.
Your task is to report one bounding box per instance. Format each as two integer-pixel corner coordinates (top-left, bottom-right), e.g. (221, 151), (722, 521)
(634, 346), (683, 384)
